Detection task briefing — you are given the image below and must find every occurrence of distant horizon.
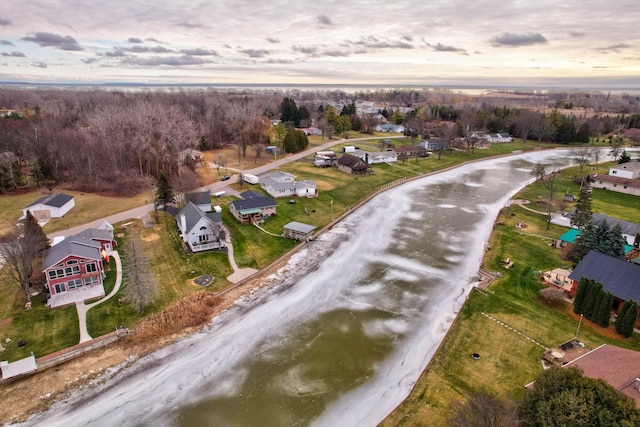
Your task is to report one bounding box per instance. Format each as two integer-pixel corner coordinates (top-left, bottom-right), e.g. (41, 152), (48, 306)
(2, 79), (640, 96)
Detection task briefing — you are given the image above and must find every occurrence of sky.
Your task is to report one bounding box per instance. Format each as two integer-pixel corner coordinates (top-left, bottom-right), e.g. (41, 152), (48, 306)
(1, 1), (639, 88)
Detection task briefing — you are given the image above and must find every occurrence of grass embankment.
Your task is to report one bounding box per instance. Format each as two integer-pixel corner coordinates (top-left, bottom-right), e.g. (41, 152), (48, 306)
(382, 166), (640, 426)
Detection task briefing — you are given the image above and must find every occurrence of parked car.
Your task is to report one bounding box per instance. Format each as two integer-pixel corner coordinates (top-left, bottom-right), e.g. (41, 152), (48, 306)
(221, 175), (230, 181)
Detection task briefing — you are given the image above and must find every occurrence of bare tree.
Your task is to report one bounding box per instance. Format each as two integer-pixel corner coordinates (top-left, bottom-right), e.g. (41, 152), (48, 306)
(570, 146), (593, 171)
(515, 109), (538, 143)
(541, 170), (560, 229)
(448, 387), (520, 427)
(540, 287), (567, 306)
(531, 163), (546, 181)
(122, 229), (157, 313)
(0, 227), (48, 303)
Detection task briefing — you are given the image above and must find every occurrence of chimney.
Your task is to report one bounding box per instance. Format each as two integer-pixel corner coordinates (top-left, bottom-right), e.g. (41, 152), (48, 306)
(180, 212), (187, 234)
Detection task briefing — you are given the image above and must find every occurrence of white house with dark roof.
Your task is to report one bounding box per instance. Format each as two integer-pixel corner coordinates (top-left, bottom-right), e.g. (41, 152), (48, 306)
(230, 191), (277, 224)
(43, 228), (115, 308)
(22, 193), (75, 221)
(175, 201), (226, 252)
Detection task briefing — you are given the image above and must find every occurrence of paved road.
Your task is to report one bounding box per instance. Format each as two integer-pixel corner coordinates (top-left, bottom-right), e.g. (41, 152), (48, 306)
(47, 135), (404, 240)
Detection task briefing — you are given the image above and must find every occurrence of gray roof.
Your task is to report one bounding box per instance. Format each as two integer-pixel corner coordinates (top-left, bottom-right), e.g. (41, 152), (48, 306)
(43, 237), (101, 270)
(72, 228), (115, 243)
(262, 177), (293, 192)
(231, 195), (276, 211)
(284, 221), (316, 233)
(338, 153), (368, 169)
(240, 190), (266, 200)
(569, 250), (640, 303)
(566, 211), (640, 236)
(186, 191), (211, 206)
(26, 193), (74, 209)
(176, 201), (221, 234)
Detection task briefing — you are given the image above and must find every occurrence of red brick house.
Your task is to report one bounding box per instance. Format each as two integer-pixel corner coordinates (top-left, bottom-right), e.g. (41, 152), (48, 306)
(43, 228), (116, 308)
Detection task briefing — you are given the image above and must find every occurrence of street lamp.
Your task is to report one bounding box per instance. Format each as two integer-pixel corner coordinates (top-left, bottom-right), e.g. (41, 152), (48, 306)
(575, 313), (584, 340)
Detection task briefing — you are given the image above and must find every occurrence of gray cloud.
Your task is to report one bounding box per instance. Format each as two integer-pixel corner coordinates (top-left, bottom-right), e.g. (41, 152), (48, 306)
(0, 17), (11, 26)
(103, 49), (128, 57)
(322, 50), (349, 57)
(180, 48), (218, 56)
(146, 38), (162, 43)
(595, 43), (631, 53)
(82, 57), (99, 64)
(1, 51), (26, 57)
(293, 45), (318, 55)
(0, 40), (15, 46)
(316, 14), (333, 26)
(429, 43), (467, 53)
(23, 32), (83, 51)
(32, 62), (47, 68)
(239, 48), (270, 58)
(127, 37), (143, 43)
(266, 37), (280, 44)
(351, 36), (414, 49)
(177, 21), (204, 29)
(121, 55), (208, 66)
(265, 58), (294, 64)
(491, 32), (547, 47)
(569, 31), (586, 38)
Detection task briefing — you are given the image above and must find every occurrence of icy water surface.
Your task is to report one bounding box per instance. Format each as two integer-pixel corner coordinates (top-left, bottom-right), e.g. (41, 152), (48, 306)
(25, 150), (575, 427)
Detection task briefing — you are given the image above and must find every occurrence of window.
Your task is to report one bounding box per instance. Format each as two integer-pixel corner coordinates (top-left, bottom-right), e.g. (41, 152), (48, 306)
(48, 269), (65, 279)
(67, 260), (78, 265)
(67, 279), (83, 289)
(84, 276), (99, 286)
(85, 263), (97, 273)
(54, 283), (66, 293)
(64, 266), (80, 276)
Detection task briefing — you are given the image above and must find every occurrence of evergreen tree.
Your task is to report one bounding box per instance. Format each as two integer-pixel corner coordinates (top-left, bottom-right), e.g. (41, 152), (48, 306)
(294, 129), (309, 152)
(22, 210), (50, 252)
(588, 288), (604, 321)
(279, 97), (299, 126)
(617, 300), (638, 338)
(582, 279), (602, 320)
(570, 181), (592, 230)
(605, 223), (626, 259)
(615, 300), (631, 335)
(283, 126), (297, 153)
(154, 171), (175, 211)
(596, 292), (613, 327)
(618, 149), (631, 164)
(573, 277), (589, 314)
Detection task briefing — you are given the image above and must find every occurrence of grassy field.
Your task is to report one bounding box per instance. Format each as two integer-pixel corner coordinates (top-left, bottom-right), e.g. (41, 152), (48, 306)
(382, 173), (640, 426)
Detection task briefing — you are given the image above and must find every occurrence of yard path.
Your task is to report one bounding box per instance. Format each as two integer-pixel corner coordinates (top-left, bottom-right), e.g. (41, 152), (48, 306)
(223, 228), (259, 284)
(76, 251), (123, 343)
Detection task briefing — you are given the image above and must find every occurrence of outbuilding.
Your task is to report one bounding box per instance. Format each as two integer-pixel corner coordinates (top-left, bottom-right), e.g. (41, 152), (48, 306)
(22, 193), (75, 221)
(283, 221), (316, 241)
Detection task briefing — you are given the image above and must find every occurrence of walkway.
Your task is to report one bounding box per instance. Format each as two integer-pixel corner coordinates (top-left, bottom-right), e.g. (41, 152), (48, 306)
(76, 251), (123, 343)
(223, 228), (258, 284)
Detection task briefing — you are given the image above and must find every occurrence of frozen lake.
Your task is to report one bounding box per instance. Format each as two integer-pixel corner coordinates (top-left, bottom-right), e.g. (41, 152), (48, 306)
(23, 149), (577, 427)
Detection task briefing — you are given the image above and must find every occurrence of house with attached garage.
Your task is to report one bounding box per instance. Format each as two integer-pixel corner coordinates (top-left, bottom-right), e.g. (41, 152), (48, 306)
(229, 190), (277, 224)
(42, 228), (115, 308)
(175, 201), (226, 252)
(22, 193), (75, 222)
(589, 162), (640, 196)
(260, 171), (317, 198)
(352, 149), (398, 165)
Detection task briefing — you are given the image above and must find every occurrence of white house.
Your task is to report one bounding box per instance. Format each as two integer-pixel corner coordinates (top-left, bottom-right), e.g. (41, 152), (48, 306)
(175, 201), (226, 252)
(260, 171), (316, 198)
(185, 190), (212, 212)
(609, 162), (640, 180)
(22, 193), (75, 221)
(375, 124), (405, 133)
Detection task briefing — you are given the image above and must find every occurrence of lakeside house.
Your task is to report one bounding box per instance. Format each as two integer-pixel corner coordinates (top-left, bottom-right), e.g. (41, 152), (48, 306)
(568, 250), (640, 326)
(229, 190), (277, 224)
(337, 153), (371, 175)
(175, 201), (226, 252)
(260, 171), (317, 198)
(352, 149), (398, 165)
(590, 162), (640, 196)
(43, 228), (115, 308)
(283, 222), (317, 241)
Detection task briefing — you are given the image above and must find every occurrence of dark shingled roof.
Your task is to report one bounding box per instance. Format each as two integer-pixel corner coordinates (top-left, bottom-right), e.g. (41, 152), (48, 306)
(338, 153), (368, 169)
(231, 194), (276, 211)
(186, 191), (211, 206)
(569, 250), (640, 303)
(240, 190), (266, 200)
(43, 237), (101, 270)
(26, 193), (74, 208)
(176, 201), (221, 234)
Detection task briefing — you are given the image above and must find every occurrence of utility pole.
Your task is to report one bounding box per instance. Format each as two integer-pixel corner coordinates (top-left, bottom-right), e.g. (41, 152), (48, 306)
(575, 313), (584, 340)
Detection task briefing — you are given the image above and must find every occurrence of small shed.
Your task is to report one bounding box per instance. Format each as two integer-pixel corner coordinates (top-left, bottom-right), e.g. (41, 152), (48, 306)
(283, 222), (316, 241)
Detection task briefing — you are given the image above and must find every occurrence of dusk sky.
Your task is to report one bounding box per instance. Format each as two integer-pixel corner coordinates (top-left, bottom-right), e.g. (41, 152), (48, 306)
(1, 1), (639, 88)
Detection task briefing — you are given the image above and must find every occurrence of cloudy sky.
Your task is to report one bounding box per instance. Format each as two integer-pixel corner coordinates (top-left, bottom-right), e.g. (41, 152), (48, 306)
(1, 1), (639, 88)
